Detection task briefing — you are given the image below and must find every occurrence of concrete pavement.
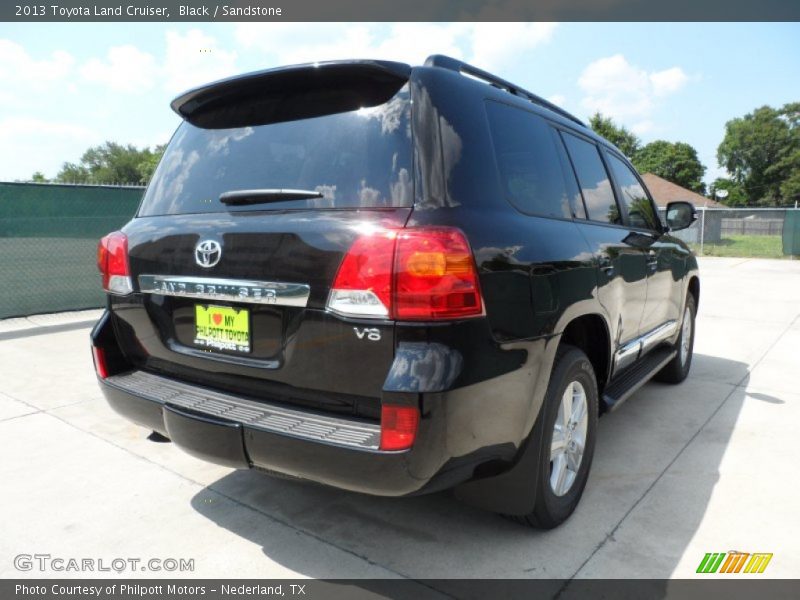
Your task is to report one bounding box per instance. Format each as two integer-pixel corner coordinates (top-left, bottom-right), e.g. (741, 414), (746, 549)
(1, 257), (798, 583)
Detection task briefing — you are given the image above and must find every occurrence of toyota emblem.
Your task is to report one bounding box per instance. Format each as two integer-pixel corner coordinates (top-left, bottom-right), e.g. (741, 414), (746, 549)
(195, 239), (222, 268)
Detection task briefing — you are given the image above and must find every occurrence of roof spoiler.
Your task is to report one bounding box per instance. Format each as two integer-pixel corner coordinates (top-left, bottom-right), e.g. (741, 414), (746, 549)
(171, 60), (412, 129)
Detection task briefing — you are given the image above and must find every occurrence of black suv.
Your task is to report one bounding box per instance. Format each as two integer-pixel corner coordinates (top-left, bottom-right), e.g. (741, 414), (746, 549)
(92, 55), (699, 528)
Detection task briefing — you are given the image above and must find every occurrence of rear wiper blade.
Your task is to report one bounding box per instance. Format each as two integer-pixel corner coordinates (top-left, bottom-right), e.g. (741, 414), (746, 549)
(219, 189), (324, 206)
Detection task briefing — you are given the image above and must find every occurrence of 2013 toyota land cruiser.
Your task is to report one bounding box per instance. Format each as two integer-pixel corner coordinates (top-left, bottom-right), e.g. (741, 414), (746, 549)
(91, 55), (699, 528)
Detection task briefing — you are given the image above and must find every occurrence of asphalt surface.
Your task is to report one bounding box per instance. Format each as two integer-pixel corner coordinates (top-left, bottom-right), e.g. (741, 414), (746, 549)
(1, 257), (798, 582)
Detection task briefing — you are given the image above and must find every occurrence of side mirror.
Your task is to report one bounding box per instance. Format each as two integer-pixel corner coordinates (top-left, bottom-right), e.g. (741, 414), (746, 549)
(665, 201), (697, 231)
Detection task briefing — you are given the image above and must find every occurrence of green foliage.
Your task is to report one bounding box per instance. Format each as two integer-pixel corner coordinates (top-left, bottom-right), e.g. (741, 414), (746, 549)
(709, 177), (747, 207)
(589, 114), (708, 195)
(30, 171), (48, 183)
(136, 144), (166, 183)
(588, 113), (641, 158)
(633, 140), (707, 194)
(717, 102), (800, 206)
(55, 141), (165, 185)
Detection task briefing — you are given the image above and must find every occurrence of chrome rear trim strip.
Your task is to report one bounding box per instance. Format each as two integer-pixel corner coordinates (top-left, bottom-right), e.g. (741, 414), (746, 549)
(138, 274), (310, 307)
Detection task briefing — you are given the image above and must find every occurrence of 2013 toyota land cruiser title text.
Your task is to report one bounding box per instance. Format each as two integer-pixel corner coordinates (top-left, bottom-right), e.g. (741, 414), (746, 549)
(91, 55), (699, 528)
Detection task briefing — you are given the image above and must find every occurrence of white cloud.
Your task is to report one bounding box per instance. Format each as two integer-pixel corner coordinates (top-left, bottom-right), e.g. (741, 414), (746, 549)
(547, 94), (567, 107)
(469, 23), (557, 71)
(0, 117), (100, 180)
(631, 120), (655, 135)
(578, 54), (689, 124)
(0, 39), (74, 99)
(649, 66), (689, 96)
(74, 30), (237, 95)
(162, 29), (238, 93)
(80, 45), (157, 93)
(233, 23), (556, 72)
(234, 23), (460, 66)
(0, 116), (95, 140)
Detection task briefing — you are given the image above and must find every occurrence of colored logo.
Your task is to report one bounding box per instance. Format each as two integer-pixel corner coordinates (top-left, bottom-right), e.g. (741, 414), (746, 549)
(696, 552), (773, 574)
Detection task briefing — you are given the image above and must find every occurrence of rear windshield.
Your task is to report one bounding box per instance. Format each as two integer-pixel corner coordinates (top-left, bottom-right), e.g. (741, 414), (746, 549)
(139, 87), (413, 216)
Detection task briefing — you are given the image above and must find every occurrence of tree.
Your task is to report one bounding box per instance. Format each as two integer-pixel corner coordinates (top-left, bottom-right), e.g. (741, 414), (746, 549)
(55, 141), (165, 185)
(717, 103), (800, 206)
(588, 112), (641, 158)
(633, 140), (707, 194)
(136, 144), (166, 183)
(30, 171), (48, 183)
(709, 177), (747, 207)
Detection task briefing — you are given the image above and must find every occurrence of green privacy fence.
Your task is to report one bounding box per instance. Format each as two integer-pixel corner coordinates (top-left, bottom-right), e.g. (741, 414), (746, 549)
(784, 209), (800, 256)
(0, 182), (144, 319)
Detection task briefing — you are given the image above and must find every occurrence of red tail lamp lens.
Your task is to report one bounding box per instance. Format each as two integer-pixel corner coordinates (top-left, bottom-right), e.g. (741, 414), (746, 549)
(97, 231), (132, 295)
(394, 229), (483, 320)
(380, 404), (420, 451)
(92, 346), (108, 379)
(327, 227), (482, 321)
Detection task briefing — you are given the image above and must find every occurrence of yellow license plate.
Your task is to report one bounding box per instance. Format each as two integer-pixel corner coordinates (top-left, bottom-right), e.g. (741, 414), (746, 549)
(194, 305), (250, 353)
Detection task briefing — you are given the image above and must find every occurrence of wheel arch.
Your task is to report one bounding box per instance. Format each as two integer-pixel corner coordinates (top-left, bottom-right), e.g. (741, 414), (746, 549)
(558, 312), (613, 399)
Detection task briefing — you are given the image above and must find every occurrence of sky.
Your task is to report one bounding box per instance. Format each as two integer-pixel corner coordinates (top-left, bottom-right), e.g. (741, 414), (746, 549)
(0, 22), (798, 185)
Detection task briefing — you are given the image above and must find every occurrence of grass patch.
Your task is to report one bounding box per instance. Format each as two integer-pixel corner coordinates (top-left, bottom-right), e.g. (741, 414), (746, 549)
(691, 235), (793, 259)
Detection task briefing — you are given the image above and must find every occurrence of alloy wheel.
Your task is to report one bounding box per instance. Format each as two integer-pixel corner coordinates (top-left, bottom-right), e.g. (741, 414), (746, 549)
(550, 380), (589, 497)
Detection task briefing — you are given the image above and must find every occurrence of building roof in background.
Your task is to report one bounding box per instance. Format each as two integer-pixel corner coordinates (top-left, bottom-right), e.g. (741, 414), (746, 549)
(641, 173), (726, 209)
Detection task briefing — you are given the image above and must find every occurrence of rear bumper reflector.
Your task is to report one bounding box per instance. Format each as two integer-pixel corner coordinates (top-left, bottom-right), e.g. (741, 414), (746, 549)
(91, 346), (108, 379)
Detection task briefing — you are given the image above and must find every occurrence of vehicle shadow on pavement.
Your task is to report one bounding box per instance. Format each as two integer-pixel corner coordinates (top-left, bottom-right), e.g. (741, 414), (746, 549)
(189, 353), (753, 591)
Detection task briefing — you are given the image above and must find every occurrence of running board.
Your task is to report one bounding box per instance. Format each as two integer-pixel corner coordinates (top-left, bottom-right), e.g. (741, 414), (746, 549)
(603, 347), (676, 411)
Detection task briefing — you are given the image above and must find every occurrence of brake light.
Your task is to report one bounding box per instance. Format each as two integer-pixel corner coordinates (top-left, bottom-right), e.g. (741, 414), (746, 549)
(395, 229), (482, 320)
(327, 230), (396, 318)
(91, 346), (108, 379)
(380, 404), (419, 451)
(97, 231), (132, 295)
(327, 227), (482, 320)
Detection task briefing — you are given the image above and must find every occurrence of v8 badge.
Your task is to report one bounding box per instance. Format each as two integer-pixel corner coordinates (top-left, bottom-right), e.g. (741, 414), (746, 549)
(353, 327), (381, 342)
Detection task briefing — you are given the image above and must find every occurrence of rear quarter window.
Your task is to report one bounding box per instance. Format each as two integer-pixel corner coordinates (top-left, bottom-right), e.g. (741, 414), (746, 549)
(485, 101), (573, 219)
(560, 132), (622, 226)
(139, 88), (413, 216)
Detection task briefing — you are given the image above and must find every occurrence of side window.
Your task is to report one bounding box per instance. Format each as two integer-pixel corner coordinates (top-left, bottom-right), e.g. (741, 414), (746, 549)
(551, 129), (586, 219)
(485, 101), (572, 219)
(607, 154), (660, 231)
(561, 132), (621, 225)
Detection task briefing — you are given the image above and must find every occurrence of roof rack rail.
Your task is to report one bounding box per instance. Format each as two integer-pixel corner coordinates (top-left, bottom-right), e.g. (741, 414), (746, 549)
(424, 54), (586, 128)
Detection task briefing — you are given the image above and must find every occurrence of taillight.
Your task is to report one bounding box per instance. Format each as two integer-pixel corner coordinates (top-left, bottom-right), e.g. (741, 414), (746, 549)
(91, 346), (108, 379)
(327, 230), (397, 318)
(97, 231), (132, 295)
(395, 229), (483, 320)
(380, 404), (419, 451)
(327, 227), (483, 321)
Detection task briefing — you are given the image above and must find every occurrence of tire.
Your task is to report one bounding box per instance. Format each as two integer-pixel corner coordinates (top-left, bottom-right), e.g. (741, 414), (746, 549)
(654, 293), (696, 384)
(513, 345), (599, 529)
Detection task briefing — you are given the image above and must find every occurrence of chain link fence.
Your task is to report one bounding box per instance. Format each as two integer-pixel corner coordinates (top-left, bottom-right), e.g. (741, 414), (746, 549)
(659, 207), (800, 259)
(0, 182), (143, 319)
